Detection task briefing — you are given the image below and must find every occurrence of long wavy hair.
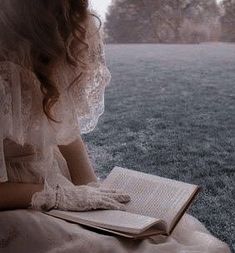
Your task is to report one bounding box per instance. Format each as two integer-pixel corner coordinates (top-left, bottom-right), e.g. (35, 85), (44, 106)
(0, 0), (101, 122)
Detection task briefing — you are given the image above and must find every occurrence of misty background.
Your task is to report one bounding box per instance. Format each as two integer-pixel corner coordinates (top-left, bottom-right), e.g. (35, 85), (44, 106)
(102, 0), (234, 44)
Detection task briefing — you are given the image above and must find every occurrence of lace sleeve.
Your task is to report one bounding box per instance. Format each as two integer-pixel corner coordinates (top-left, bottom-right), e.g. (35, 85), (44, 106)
(0, 61), (56, 182)
(53, 13), (111, 145)
(71, 17), (111, 134)
(0, 62), (32, 182)
(0, 78), (10, 182)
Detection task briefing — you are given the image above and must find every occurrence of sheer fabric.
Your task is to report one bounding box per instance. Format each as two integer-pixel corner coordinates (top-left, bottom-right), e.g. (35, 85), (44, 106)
(0, 209), (231, 253)
(0, 13), (231, 253)
(51, 14), (111, 144)
(0, 14), (111, 183)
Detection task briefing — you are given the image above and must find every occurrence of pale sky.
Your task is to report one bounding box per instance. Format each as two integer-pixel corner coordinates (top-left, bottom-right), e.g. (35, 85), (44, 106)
(89, 0), (112, 21)
(89, 0), (223, 21)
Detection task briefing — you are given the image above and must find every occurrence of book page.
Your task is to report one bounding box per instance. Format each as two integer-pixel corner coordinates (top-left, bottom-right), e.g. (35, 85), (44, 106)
(80, 223), (166, 239)
(102, 166), (198, 232)
(46, 209), (162, 234)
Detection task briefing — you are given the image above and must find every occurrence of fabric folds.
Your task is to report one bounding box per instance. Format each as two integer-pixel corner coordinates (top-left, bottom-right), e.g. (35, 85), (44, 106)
(0, 13), (111, 182)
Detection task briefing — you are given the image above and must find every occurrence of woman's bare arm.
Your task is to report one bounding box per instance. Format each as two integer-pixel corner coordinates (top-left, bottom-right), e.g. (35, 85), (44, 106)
(0, 182), (43, 211)
(0, 135), (96, 210)
(58, 135), (97, 186)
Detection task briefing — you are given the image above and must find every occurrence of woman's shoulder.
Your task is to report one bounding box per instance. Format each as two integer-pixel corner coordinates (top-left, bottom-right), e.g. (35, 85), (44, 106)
(0, 60), (38, 80)
(0, 60), (43, 128)
(0, 60), (42, 96)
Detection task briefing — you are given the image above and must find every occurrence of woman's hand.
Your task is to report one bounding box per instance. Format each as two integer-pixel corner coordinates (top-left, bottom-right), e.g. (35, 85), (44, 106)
(31, 179), (131, 212)
(56, 185), (130, 211)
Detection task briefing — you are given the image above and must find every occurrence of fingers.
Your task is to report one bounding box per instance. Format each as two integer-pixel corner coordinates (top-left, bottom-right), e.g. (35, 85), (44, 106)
(98, 197), (126, 211)
(70, 185), (131, 212)
(99, 188), (118, 193)
(108, 193), (131, 203)
(98, 188), (131, 203)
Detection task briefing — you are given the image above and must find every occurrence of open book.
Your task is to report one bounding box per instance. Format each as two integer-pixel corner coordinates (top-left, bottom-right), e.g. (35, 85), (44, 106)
(44, 166), (200, 239)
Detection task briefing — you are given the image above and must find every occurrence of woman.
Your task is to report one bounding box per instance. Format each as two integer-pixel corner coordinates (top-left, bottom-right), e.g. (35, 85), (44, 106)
(0, 0), (231, 252)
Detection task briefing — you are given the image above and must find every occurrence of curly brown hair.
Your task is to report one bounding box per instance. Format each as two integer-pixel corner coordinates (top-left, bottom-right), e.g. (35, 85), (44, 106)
(0, 0), (101, 122)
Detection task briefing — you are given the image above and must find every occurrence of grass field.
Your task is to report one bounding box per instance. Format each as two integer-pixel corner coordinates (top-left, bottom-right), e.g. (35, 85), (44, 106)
(83, 43), (235, 251)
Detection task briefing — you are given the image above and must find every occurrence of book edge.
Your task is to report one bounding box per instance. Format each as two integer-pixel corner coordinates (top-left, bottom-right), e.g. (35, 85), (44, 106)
(43, 210), (166, 239)
(168, 185), (201, 235)
(43, 210), (163, 235)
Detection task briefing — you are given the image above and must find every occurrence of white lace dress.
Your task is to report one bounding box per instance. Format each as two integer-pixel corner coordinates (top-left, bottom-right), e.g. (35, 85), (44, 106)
(0, 16), (231, 253)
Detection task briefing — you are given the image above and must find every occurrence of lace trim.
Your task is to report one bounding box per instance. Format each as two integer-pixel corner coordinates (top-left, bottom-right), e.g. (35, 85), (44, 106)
(0, 13), (111, 182)
(52, 13), (111, 140)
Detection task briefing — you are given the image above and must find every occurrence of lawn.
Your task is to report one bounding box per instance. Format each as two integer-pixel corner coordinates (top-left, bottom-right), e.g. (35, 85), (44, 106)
(83, 43), (235, 251)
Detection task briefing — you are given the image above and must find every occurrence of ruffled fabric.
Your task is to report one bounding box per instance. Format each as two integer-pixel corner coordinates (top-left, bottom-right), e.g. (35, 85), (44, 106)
(0, 210), (231, 253)
(0, 61), (53, 183)
(51, 13), (111, 144)
(0, 12), (232, 253)
(0, 13), (111, 182)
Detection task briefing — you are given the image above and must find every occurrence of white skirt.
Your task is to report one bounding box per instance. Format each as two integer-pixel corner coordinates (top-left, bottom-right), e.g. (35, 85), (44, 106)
(0, 209), (231, 253)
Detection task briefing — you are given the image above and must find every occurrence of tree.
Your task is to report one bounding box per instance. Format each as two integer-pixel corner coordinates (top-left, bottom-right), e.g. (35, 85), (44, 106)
(105, 0), (161, 43)
(104, 0), (220, 43)
(148, 0), (220, 43)
(181, 0), (221, 42)
(221, 0), (235, 42)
